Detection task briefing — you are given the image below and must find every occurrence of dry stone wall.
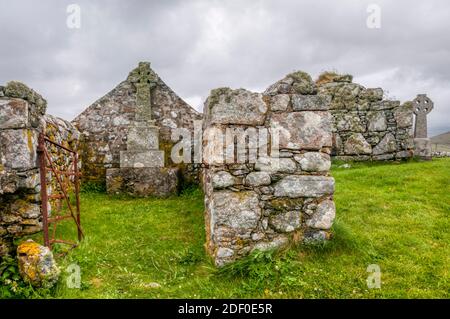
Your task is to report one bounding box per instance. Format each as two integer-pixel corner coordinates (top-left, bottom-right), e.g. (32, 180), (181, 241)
(0, 82), (80, 257)
(317, 74), (414, 161)
(202, 72), (336, 266)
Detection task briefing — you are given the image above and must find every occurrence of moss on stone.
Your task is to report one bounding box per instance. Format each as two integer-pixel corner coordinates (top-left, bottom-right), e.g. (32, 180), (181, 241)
(208, 87), (232, 109)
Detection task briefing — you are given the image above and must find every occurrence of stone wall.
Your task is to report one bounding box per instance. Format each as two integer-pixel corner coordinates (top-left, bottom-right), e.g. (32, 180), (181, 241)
(0, 82), (80, 257)
(72, 62), (203, 188)
(316, 73), (414, 161)
(202, 72), (336, 266)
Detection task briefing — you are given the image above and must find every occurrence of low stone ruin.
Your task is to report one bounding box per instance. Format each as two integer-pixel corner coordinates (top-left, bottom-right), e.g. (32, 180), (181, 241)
(0, 82), (80, 257)
(202, 72), (336, 266)
(316, 73), (414, 161)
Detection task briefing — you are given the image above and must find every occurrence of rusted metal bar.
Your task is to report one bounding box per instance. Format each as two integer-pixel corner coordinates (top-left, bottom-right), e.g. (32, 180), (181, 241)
(38, 133), (50, 248)
(43, 136), (77, 153)
(74, 153), (83, 241)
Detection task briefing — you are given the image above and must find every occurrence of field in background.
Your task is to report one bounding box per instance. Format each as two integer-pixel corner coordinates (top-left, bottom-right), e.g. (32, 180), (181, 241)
(21, 159), (450, 298)
(431, 131), (450, 152)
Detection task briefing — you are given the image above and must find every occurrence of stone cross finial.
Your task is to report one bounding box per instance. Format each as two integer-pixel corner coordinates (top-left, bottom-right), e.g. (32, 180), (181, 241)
(413, 94), (433, 138)
(134, 62), (157, 124)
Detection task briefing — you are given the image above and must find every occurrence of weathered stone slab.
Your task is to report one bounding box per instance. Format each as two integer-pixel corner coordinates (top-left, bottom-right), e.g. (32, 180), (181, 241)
(344, 133), (372, 155)
(126, 125), (159, 151)
(373, 133), (397, 155)
(367, 111), (387, 132)
(245, 171), (271, 187)
(269, 211), (301, 233)
(271, 111), (332, 150)
(254, 157), (297, 173)
(294, 152), (331, 172)
(334, 112), (366, 132)
(394, 102), (414, 128)
(205, 88), (267, 125)
(106, 167), (179, 197)
(212, 171), (236, 189)
(291, 94), (330, 111)
(270, 94), (290, 112)
(306, 200), (335, 230)
(211, 190), (261, 232)
(359, 88), (383, 102)
(413, 138), (432, 160)
(0, 99), (29, 129)
(0, 129), (37, 170)
(274, 175), (335, 198)
(119, 150), (164, 168)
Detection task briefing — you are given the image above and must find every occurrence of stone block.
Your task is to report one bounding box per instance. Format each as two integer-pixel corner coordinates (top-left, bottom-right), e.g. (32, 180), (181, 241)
(367, 111), (387, 132)
(0, 129), (38, 170)
(343, 133), (372, 155)
(413, 138), (432, 160)
(306, 199), (335, 230)
(274, 175), (335, 198)
(271, 111), (332, 150)
(106, 167), (179, 197)
(291, 94), (330, 111)
(126, 125), (159, 151)
(269, 211), (301, 233)
(270, 94), (290, 112)
(294, 152), (331, 172)
(205, 88), (267, 125)
(212, 171), (236, 189)
(373, 133), (397, 155)
(119, 150), (164, 168)
(245, 171), (271, 187)
(0, 99), (29, 129)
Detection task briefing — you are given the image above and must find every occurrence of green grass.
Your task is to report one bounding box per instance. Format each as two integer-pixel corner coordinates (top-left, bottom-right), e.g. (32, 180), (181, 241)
(30, 159), (450, 298)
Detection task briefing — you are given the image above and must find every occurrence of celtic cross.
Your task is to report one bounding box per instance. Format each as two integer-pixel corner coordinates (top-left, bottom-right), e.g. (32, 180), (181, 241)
(412, 94), (433, 138)
(135, 62), (157, 124)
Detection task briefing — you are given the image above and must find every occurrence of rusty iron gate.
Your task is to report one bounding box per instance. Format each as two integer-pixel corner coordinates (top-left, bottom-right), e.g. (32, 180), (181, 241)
(37, 132), (84, 251)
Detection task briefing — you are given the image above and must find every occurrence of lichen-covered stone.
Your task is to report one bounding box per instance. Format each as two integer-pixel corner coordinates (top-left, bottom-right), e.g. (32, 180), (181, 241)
(205, 88), (267, 125)
(294, 152), (331, 172)
(395, 101), (414, 128)
(106, 167), (178, 197)
(373, 133), (397, 155)
(344, 133), (372, 155)
(360, 88), (383, 102)
(0, 129), (37, 170)
(245, 172), (271, 187)
(4, 81), (47, 116)
(271, 111), (332, 150)
(367, 111), (387, 132)
(17, 240), (60, 288)
(274, 175), (335, 198)
(291, 94), (330, 111)
(0, 99), (29, 129)
(269, 211), (301, 233)
(270, 94), (290, 112)
(212, 171), (236, 189)
(306, 200), (335, 230)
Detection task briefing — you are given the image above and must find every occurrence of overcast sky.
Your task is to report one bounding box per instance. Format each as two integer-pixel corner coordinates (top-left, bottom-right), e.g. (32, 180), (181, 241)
(0, 0), (449, 136)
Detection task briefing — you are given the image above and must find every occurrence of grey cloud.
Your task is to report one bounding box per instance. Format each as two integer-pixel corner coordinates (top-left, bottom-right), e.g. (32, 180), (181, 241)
(0, 0), (448, 136)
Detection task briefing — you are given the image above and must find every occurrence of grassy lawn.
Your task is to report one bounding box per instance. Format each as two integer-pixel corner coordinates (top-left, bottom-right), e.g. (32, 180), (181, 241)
(35, 159), (450, 298)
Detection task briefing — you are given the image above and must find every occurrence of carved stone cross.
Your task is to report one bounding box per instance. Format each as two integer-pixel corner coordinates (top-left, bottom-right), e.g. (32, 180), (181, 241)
(135, 62), (157, 124)
(413, 94), (433, 138)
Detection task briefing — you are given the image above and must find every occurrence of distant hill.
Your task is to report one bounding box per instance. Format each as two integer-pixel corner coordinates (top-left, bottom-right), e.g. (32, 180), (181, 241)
(431, 131), (450, 152)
